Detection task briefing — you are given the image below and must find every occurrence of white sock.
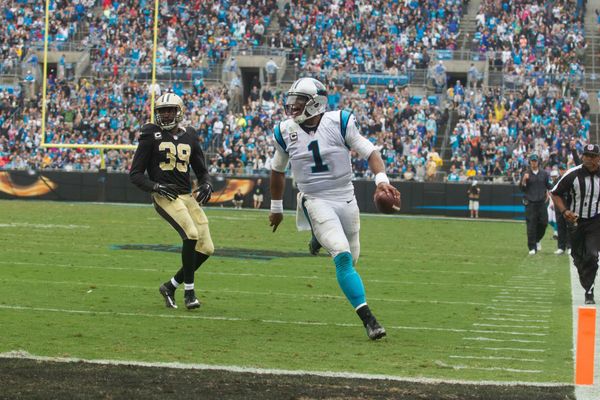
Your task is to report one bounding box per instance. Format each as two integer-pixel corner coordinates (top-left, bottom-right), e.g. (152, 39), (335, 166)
(184, 283), (194, 291)
(170, 278), (180, 288)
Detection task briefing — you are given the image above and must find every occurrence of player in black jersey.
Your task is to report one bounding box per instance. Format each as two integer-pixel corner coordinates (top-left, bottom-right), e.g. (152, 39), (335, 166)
(130, 93), (214, 310)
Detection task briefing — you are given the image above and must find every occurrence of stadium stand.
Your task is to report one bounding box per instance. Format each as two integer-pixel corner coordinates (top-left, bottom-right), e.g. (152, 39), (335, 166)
(1, 0), (599, 184)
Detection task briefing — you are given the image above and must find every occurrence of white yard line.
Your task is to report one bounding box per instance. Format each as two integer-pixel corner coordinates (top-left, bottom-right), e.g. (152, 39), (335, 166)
(489, 312), (550, 318)
(462, 337), (545, 344)
(0, 222), (89, 229)
(464, 346), (546, 353)
(483, 317), (549, 323)
(0, 261), (569, 297)
(434, 360), (542, 374)
(473, 323), (549, 330)
(0, 350), (568, 387)
(0, 276), (499, 307)
(486, 306), (552, 313)
(449, 355), (544, 362)
(495, 296), (553, 301)
(571, 255), (600, 400)
(491, 299), (554, 306)
(0, 304), (545, 337)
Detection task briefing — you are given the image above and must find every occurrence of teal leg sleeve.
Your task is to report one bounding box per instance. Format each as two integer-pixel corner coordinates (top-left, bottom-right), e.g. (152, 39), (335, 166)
(334, 251), (366, 308)
(549, 221), (557, 231)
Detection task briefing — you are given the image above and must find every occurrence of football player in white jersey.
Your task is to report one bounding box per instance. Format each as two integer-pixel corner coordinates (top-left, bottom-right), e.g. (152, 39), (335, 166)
(269, 77), (400, 340)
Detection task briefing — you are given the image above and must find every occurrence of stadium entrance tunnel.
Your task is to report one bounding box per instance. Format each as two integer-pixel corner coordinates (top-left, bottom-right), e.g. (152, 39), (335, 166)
(241, 67), (261, 100)
(111, 244), (316, 260)
(447, 71), (467, 88)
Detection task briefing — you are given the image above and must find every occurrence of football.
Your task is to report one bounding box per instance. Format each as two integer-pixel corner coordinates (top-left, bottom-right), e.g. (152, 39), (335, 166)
(374, 187), (401, 214)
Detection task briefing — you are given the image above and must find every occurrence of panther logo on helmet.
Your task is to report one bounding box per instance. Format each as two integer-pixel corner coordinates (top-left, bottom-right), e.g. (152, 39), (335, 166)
(154, 93), (184, 130)
(285, 78), (328, 124)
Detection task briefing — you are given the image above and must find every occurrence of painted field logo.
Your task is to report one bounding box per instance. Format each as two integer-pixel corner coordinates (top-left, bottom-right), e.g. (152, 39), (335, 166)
(112, 244), (313, 260)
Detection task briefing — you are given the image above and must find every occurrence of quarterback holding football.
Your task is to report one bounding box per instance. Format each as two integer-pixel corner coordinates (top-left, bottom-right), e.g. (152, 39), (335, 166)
(268, 78), (400, 340)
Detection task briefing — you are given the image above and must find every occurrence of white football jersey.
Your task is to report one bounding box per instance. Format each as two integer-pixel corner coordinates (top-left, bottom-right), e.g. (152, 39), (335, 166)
(271, 110), (375, 200)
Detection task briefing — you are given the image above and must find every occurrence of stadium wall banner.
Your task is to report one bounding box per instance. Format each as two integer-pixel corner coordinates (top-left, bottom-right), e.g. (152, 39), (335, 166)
(0, 171), (526, 219)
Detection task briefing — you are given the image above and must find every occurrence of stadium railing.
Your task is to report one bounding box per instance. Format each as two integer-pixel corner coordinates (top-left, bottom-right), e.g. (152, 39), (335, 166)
(487, 71), (586, 89)
(231, 46), (289, 58)
(432, 49), (487, 62)
(282, 67), (427, 87)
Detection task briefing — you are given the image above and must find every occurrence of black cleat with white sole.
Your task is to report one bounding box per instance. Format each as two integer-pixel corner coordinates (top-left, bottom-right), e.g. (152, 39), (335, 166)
(364, 318), (387, 340)
(159, 284), (177, 309)
(184, 290), (201, 310)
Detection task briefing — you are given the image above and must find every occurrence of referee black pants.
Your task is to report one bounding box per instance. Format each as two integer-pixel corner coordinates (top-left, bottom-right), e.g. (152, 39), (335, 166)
(556, 210), (569, 251)
(570, 216), (600, 293)
(525, 202), (548, 251)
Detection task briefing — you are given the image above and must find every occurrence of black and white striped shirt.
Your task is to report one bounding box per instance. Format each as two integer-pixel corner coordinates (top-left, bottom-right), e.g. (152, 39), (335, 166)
(551, 165), (600, 219)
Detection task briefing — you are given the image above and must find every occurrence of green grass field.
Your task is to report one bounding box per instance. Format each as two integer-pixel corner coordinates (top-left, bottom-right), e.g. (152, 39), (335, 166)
(0, 200), (573, 384)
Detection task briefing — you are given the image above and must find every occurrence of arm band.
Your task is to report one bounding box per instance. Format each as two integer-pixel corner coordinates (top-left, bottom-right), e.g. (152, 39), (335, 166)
(375, 172), (390, 186)
(270, 199), (283, 213)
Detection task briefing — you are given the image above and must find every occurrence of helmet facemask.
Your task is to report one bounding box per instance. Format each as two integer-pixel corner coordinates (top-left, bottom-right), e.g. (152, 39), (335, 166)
(154, 93), (184, 130)
(285, 94), (310, 124)
(285, 78), (327, 124)
(155, 105), (183, 130)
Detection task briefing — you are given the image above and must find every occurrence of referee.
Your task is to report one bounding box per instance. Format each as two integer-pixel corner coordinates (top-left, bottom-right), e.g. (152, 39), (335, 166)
(550, 144), (600, 305)
(520, 154), (552, 255)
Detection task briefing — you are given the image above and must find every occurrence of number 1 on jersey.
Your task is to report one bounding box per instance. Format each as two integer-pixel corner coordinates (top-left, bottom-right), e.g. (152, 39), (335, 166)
(308, 140), (329, 173)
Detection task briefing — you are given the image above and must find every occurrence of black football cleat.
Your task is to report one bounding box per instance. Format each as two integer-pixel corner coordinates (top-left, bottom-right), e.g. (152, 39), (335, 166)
(364, 319), (387, 340)
(159, 284), (177, 309)
(184, 290), (201, 310)
(308, 236), (322, 256)
(585, 293), (595, 305)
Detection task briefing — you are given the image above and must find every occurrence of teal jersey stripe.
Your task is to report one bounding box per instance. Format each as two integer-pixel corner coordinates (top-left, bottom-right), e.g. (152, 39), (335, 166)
(273, 123), (287, 153)
(340, 110), (352, 140)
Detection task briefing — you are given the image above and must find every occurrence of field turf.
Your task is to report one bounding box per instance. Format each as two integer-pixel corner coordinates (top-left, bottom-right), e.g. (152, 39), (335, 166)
(0, 200), (575, 399)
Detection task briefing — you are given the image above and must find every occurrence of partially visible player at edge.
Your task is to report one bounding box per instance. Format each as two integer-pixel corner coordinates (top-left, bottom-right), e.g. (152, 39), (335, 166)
(269, 77), (400, 340)
(129, 93), (214, 310)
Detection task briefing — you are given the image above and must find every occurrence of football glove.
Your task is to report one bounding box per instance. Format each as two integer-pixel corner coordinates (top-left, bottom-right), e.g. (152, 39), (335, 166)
(153, 183), (179, 201)
(195, 182), (213, 205)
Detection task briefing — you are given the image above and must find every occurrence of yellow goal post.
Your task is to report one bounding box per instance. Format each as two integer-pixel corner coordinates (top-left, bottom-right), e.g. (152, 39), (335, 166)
(39, 0), (162, 168)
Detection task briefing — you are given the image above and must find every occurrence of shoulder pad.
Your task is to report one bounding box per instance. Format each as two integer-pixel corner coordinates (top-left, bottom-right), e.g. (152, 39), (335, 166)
(140, 123), (161, 139)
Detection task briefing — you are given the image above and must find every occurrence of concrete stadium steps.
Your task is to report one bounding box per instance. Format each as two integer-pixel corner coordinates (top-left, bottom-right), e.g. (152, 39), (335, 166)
(459, 19), (478, 52)
(458, 0), (481, 52)
(439, 109), (459, 170)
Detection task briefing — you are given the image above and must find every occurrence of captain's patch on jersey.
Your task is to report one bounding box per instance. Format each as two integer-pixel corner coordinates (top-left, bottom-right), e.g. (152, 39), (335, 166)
(290, 131), (298, 142)
(154, 132), (162, 140)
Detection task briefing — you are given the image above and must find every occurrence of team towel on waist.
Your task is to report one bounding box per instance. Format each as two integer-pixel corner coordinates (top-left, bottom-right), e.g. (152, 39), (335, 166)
(296, 192), (311, 231)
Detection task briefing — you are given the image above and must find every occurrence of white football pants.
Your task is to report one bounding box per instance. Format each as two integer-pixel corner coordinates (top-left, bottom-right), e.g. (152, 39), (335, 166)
(301, 196), (361, 260)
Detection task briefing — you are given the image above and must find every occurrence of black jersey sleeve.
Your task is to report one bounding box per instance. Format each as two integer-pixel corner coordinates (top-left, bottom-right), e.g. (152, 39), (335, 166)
(187, 127), (211, 185)
(129, 124), (158, 192)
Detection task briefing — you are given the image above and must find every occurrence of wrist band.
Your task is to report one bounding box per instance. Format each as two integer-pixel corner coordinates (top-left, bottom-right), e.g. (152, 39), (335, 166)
(375, 172), (390, 186)
(270, 199), (283, 213)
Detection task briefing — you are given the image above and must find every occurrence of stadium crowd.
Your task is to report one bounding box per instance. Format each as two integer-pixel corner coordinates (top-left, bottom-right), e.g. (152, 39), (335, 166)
(86, 0), (277, 79)
(445, 79), (591, 183)
(474, 0), (587, 86)
(276, 0), (464, 77)
(0, 0), (595, 184)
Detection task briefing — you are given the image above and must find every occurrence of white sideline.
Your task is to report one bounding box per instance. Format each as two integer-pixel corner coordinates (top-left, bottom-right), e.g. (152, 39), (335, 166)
(0, 350), (569, 387)
(571, 255), (600, 400)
